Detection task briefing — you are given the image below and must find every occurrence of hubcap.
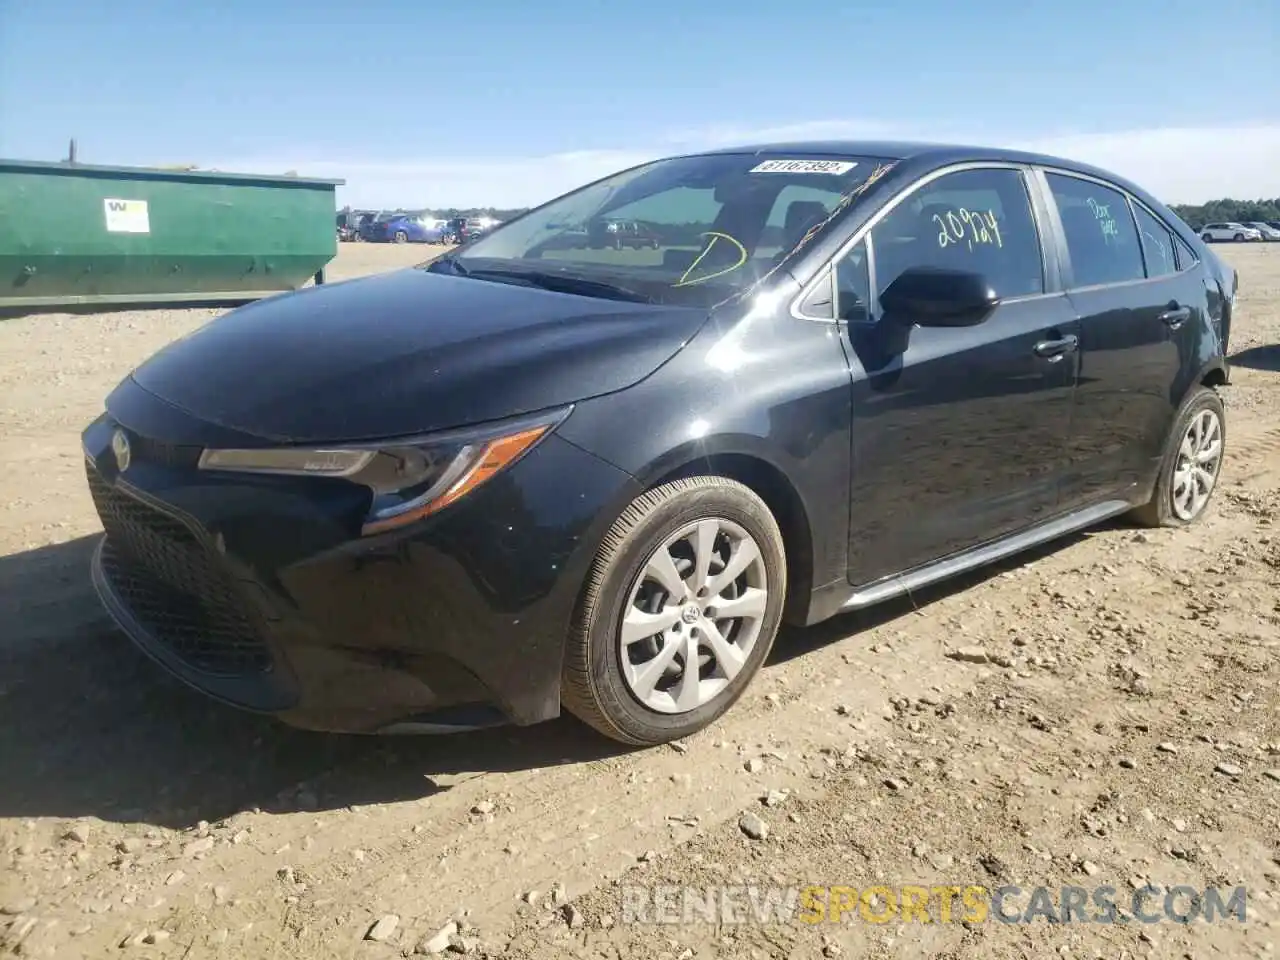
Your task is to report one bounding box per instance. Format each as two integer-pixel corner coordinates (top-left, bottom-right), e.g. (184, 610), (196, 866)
(619, 517), (768, 715)
(1171, 408), (1223, 521)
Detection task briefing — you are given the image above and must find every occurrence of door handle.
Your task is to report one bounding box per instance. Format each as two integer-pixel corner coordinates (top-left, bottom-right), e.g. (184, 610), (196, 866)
(1159, 305), (1191, 329)
(1033, 334), (1079, 360)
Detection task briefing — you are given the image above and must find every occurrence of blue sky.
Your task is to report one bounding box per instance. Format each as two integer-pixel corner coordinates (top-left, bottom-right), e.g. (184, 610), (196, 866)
(2, 0), (1277, 208)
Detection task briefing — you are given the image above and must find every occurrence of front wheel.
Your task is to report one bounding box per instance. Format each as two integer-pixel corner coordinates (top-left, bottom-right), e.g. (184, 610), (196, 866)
(562, 477), (786, 745)
(1234, 233), (1245, 242)
(1130, 386), (1226, 527)
(394, 230), (408, 244)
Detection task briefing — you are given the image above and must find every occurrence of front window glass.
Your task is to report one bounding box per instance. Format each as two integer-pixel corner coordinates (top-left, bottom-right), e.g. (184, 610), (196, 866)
(428, 153), (892, 306)
(870, 167), (1045, 300)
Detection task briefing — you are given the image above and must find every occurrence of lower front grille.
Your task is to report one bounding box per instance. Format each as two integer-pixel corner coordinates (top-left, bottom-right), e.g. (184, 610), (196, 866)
(87, 460), (272, 677)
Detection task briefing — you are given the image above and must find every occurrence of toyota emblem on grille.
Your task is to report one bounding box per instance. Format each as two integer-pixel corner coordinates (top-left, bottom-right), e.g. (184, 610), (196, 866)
(111, 429), (132, 472)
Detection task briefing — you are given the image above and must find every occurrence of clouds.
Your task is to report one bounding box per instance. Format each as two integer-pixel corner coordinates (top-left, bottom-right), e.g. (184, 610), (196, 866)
(1012, 125), (1280, 205)
(225, 121), (1280, 210)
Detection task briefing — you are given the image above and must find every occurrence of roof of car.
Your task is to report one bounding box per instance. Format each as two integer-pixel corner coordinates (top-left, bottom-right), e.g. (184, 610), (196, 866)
(695, 139), (1132, 184)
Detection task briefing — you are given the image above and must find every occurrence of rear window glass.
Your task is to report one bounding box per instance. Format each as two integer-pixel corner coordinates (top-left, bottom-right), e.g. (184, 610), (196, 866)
(1045, 173), (1145, 288)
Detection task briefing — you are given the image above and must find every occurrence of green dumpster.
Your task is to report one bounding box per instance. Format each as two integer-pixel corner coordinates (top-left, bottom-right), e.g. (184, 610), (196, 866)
(0, 159), (344, 310)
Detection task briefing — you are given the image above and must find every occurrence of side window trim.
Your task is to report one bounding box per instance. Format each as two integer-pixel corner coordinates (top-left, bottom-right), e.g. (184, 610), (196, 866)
(790, 161), (1052, 323)
(1129, 196), (1199, 273)
(1022, 168), (1065, 295)
(799, 266), (836, 320)
(1130, 197), (1181, 279)
(831, 235), (877, 324)
(1126, 194), (1152, 279)
(1173, 232), (1200, 272)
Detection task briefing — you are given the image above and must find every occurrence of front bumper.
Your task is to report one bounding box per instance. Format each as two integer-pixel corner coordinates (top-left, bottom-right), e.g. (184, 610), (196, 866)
(81, 395), (638, 733)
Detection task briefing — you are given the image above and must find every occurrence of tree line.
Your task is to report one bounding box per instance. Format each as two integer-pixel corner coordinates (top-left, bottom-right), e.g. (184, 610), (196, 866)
(1169, 199), (1280, 229)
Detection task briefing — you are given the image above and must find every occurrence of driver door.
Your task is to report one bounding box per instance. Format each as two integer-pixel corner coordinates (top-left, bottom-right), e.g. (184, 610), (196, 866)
(838, 165), (1080, 585)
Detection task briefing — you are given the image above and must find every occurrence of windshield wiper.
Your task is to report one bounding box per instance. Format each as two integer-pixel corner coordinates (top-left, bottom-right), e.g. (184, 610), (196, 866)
(427, 255), (469, 276)
(458, 267), (655, 303)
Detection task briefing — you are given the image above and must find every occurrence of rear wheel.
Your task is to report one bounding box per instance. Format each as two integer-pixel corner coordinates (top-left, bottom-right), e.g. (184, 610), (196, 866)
(1130, 386), (1225, 527)
(562, 477), (786, 745)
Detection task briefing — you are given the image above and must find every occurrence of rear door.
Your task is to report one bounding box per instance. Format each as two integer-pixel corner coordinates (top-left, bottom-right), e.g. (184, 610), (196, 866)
(831, 165), (1080, 584)
(1038, 170), (1207, 509)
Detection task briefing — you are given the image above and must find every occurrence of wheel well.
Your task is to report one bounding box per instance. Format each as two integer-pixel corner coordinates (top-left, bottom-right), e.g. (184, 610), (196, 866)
(1202, 366), (1227, 388)
(652, 454), (814, 625)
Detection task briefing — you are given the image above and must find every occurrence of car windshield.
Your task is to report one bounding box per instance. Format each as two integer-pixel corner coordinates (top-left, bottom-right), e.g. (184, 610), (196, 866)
(427, 152), (892, 306)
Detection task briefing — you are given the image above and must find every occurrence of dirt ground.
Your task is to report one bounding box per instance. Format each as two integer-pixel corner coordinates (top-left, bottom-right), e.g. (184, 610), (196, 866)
(1, 242), (1278, 960)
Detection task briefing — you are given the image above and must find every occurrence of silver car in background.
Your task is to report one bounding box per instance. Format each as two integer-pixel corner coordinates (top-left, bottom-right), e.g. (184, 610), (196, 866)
(1243, 221), (1280, 241)
(1200, 221), (1262, 242)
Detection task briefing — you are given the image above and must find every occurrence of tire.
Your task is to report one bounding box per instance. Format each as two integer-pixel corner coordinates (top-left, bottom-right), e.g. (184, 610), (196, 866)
(394, 230), (408, 244)
(1201, 234), (1212, 243)
(562, 477), (786, 745)
(1129, 386), (1226, 528)
(1233, 233), (1244, 242)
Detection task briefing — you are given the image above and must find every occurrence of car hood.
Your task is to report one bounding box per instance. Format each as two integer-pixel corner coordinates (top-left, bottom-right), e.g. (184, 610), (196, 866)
(123, 267), (708, 443)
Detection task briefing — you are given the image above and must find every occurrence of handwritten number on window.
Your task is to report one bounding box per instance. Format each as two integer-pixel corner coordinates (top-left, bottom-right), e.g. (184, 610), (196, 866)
(933, 209), (1002, 251)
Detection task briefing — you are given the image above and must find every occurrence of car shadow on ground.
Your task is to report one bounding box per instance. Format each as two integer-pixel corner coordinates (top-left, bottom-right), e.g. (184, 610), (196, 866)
(1228, 343), (1280, 373)
(0, 524), (1107, 830)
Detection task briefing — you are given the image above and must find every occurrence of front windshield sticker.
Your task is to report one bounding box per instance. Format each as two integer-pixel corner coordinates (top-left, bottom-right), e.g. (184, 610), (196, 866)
(749, 159), (858, 175)
(720, 159), (898, 307)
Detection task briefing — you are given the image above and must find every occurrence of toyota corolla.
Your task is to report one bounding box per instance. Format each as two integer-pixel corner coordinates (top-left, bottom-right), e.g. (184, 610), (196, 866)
(83, 141), (1232, 745)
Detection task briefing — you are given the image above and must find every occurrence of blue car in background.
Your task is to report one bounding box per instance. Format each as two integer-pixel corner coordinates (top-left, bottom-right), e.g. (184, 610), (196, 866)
(360, 213), (447, 244)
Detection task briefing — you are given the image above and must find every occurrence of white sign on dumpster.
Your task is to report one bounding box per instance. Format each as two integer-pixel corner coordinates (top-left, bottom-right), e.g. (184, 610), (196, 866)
(103, 198), (151, 234)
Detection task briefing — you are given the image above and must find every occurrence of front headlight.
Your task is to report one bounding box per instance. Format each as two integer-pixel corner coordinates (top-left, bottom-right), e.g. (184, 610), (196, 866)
(197, 407), (570, 535)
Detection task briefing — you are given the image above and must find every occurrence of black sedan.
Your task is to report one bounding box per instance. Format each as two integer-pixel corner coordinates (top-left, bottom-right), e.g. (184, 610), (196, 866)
(83, 141), (1232, 745)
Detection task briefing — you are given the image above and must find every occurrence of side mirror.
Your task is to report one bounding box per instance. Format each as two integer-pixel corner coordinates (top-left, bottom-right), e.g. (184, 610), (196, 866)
(879, 267), (999, 327)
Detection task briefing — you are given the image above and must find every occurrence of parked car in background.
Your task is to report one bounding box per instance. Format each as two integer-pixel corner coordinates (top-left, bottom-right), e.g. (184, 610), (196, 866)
(357, 212), (396, 242)
(1200, 222), (1261, 242)
(1244, 221), (1280, 241)
(336, 211), (368, 242)
(442, 217), (470, 244)
(82, 140), (1233, 745)
(589, 218), (662, 249)
(362, 213), (446, 244)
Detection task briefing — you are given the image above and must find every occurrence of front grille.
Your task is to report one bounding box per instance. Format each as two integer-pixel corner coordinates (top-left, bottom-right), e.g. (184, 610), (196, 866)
(87, 461), (272, 677)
